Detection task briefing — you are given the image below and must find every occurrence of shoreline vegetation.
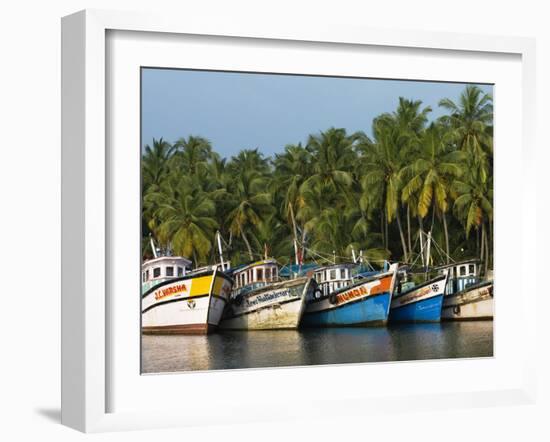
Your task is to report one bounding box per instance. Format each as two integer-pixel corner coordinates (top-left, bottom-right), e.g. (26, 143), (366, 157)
(142, 85), (493, 275)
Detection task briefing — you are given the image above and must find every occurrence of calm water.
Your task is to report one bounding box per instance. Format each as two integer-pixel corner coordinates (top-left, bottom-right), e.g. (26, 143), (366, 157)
(141, 321), (493, 373)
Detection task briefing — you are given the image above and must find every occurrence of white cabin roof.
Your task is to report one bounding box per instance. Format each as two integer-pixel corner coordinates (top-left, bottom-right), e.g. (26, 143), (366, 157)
(141, 255), (192, 271)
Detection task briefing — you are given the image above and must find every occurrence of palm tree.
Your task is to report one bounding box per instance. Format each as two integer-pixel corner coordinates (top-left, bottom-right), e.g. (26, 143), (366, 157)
(252, 214), (293, 264)
(452, 154), (493, 274)
(226, 169), (273, 262)
(142, 137), (174, 192)
(308, 201), (389, 265)
(300, 128), (357, 196)
(172, 135), (214, 177)
(145, 174), (218, 265)
(272, 143), (312, 252)
(378, 97), (432, 135)
(359, 122), (409, 262)
(387, 98), (432, 252)
(439, 85), (493, 269)
(400, 123), (465, 262)
(439, 85), (493, 182)
(227, 148), (271, 176)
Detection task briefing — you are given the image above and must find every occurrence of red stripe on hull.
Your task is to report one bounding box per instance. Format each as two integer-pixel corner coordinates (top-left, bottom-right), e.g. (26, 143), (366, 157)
(142, 323), (216, 335)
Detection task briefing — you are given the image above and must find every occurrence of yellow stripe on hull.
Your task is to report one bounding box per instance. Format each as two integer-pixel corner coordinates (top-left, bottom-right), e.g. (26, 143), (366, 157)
(189, 275), (215, 297)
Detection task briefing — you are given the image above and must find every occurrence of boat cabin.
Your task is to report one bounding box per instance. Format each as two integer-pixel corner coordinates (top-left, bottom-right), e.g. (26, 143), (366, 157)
(141, 256), (193, 292)
(313, 263), (355, 296)
(438, 260), (479, 295)
(231, 259), (279, 292)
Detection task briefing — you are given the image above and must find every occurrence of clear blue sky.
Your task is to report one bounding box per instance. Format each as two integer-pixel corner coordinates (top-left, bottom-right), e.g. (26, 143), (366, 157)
(141, 68), (492, 158)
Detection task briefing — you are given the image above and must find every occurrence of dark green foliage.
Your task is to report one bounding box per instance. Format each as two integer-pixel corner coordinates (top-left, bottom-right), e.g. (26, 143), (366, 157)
(142, 86), (493, 272)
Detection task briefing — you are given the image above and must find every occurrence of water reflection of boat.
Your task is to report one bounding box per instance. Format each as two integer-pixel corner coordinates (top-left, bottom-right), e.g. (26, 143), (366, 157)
(437, 260), (494, 320)
(301, 263), (398, 327)
(141, 256), (233, 334)
(220, 259), (315, 330)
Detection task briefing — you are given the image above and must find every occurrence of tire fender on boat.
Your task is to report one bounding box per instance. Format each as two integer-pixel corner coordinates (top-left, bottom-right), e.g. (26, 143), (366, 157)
(329, 294), (338, 305)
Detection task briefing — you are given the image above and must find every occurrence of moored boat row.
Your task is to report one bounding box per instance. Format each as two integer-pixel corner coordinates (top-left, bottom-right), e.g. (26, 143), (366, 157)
(141, 242), (493, 334)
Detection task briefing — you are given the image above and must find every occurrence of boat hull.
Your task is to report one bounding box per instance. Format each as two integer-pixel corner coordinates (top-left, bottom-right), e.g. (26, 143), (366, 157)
(301, 269), (396, 327)
(220, 277), (313, 330)
(441, 282), (493, 320)
(301, 292), (391, 327)
(141, 269), (232, 334)
(389, 274), (448, 323)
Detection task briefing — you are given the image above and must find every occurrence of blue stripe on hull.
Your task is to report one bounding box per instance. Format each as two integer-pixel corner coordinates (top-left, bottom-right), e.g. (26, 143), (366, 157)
(301, 292), (391, 327)
(389, 294), (444, 322)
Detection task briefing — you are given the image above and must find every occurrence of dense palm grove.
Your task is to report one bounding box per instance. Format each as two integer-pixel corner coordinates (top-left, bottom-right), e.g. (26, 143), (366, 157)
(142, 85), (493, 275)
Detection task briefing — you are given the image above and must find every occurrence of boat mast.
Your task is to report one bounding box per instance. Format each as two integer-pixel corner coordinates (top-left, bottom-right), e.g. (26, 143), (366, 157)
(425, 231), (432, 267)
(425, 230), (432, 280)
(419, 231), (425, 267)
(150, 236), (158, 258)
(216, 231), (225, 270)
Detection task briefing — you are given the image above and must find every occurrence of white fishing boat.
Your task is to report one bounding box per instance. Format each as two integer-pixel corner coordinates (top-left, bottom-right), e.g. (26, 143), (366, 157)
(438, 260), (494, 320)
(141, 252), (233, 334)
(219, 259), (315, 330)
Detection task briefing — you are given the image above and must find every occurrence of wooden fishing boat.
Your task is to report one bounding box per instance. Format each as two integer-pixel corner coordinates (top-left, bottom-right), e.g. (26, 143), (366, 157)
(141, 256), (233, 334)
(219, 259), (315, 330)
(438, 260), (494, 320)
(389, 271), (449, 322)
(301, 263), (398, 327)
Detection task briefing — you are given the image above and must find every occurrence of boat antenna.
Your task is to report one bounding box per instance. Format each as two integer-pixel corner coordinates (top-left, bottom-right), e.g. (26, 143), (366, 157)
(351, 246), (357, 263)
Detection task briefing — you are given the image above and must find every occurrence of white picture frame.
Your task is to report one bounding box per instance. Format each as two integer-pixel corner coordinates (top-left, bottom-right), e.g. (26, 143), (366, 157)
(61, 9), (537, 433)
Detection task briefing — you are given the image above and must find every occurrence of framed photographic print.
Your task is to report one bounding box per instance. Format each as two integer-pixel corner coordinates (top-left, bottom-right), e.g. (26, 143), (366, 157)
(61, 9), (537, 432)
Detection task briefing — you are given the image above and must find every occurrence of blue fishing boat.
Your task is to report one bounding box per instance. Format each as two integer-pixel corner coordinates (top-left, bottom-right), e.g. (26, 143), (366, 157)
(389, 271), (449, 322)
(301, 263), (398, 327)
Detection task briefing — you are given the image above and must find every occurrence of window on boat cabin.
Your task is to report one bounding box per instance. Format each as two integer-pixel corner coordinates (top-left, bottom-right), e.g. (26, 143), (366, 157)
(153, 267), (161, 278)
(145, 269), (149, 281)
(142, 272), (145, 283)
(177, 267), (183, 277)
(265, 267), (271, 281)
(469, 264), (476, 275)
(166, 266), (174, 277)
(256, 268), (264, 281)
(340, 268), (346, 279)
(459, 266), (466, 276)
(330, 269), (336, 280)
(273, 267), (277, 280)
(241, 273), (245, 287)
